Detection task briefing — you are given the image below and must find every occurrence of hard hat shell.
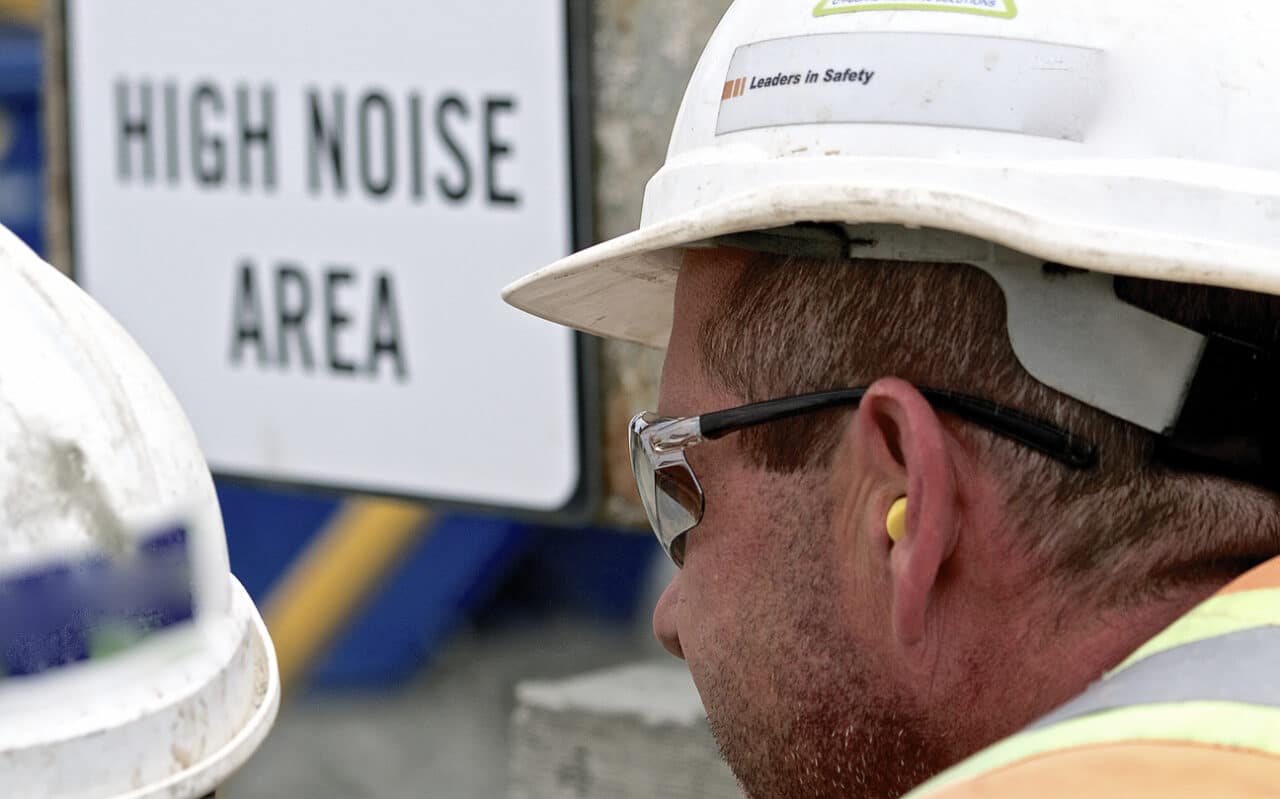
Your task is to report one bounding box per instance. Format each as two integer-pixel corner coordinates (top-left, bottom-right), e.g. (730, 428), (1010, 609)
(504, 0), (1280, 349)
(0, 225), (279, 798)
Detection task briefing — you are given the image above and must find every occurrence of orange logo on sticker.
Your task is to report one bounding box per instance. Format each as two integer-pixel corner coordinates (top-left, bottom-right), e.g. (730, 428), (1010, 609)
(721, 77), (747, 101)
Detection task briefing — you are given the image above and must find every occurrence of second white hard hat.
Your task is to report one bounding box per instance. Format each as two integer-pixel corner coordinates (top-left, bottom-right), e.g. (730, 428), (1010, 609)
(0, 224), (279, 798)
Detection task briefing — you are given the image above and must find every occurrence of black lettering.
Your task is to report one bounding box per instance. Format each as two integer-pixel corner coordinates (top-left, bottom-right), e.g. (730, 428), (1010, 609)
(307, 88), (346, 195)
(368, 272), (407, 380)
(190, 83), (225, 186)
(435, 94), (472, 202)
(116, 80), (154, 182)
(163, 82), (180, 184)
(274, 265), (313, 371)
(409, 92), (425, 201)
(236, 84), (276, 191)
(824, 69), (835, 82)
(484, 96), (519, 207)
(230, 260), (268, 367)
(325, 270), (357, 374)
(358, 92), (396, 197)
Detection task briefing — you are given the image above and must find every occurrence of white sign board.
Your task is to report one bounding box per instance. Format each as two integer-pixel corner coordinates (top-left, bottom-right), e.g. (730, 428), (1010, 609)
(65, 1), (589, 513)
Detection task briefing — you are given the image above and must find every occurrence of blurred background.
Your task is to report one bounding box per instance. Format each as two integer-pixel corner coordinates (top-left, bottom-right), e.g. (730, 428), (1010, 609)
(0, 1), (741, 796)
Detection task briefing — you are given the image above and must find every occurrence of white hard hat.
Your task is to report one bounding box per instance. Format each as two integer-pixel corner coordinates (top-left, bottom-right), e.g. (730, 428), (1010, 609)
(0, 225), (279, 797)
(505, 0), (1280, 490)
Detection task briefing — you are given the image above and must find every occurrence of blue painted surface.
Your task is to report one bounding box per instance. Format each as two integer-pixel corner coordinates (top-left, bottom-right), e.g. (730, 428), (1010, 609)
(486, 526), (656, 624)
(216, 481), (539, 688)
(0, 25), (43, 255)
(216, 480), (655, 688)
(216, 480), (342, 601)
(312, 514), (536, 687)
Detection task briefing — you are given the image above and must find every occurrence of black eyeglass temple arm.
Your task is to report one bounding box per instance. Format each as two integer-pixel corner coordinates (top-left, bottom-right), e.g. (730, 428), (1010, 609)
(699, 388), (1097, 469)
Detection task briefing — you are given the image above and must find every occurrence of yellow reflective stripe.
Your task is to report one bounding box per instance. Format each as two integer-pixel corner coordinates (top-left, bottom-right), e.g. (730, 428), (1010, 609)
(907, 702), (1280, 798)
(264, 498), (433, 692)
(905, 579), (1280, 798)
(1114, 588), (1280, 673)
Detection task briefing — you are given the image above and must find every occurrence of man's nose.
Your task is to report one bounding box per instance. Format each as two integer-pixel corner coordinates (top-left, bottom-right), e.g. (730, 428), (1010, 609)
(652, 575), (685, 660)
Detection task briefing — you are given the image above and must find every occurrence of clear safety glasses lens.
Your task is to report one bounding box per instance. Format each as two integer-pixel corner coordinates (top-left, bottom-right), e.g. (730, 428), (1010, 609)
(629, 412), (704, 567)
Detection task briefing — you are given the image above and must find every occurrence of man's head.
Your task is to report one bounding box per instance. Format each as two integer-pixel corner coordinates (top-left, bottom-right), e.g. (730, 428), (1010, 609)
(502, 2), (1280, 796)
(650, 246), (1280, 798)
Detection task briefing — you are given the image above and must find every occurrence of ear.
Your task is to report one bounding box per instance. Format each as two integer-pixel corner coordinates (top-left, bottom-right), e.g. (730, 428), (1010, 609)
(847, 377), (960, 650)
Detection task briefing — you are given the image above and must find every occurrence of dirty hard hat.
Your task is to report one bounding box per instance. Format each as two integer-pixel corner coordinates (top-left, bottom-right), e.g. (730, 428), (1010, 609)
(0, 225), (279, 798)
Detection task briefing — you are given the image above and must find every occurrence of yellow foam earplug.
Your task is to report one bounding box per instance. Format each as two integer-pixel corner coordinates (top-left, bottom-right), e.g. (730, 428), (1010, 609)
(886, 497), (908, 543)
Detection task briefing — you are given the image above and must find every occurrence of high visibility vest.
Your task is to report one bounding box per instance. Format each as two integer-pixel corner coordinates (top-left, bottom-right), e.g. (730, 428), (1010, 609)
(906, 557), (1280, 799)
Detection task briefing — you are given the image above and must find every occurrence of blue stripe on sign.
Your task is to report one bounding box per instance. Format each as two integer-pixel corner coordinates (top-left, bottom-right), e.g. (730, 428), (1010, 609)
(0, 526), (195, 677)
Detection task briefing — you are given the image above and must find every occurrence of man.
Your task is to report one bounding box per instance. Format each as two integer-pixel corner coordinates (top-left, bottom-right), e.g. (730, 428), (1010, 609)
(0, 225), (278, 796)
(506, 1), (1280, 797)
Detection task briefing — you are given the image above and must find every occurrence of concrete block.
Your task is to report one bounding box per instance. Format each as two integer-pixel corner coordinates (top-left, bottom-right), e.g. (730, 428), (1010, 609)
(510, 661), (740, 799)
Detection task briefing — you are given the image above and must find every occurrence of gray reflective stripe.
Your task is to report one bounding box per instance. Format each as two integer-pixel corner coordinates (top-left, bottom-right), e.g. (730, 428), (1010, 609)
(1028, 625), (1280, 731)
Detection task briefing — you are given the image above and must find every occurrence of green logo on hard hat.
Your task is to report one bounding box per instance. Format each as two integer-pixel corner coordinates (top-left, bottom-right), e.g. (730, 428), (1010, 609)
(814, 0), (1018, 19)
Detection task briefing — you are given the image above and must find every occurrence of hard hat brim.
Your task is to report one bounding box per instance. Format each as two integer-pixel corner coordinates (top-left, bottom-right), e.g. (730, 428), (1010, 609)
(503, 178), (1280, 349)
(122, 576), (281, 799)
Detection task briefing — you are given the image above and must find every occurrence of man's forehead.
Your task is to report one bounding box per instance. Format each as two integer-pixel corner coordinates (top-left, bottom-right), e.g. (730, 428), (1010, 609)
(676, 247), (752, 308)
(657, 248), (751, 416)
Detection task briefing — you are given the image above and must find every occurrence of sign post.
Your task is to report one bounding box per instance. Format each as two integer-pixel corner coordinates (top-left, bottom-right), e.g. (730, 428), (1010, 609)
(60, 0), (596, 518)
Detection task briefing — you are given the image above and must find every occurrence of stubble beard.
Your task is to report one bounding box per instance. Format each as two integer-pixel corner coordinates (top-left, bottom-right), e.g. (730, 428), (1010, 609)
(702, 657), (950, 799)
(694, 487), (956, 799)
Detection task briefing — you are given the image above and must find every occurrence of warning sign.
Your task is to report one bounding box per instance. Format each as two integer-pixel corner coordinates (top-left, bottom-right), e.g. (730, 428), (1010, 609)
(64, 1), (593, 515)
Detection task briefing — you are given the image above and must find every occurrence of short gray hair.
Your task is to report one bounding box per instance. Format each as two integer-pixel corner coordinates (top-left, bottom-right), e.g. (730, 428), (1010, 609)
(698, 252), (1280, 604)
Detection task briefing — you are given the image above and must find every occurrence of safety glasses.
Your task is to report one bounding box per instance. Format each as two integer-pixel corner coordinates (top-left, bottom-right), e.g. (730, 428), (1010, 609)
(629, 387), (1097, 566)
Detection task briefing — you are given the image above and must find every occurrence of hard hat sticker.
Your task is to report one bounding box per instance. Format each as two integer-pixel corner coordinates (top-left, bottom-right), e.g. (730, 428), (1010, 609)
(814, 0), (1018, 19)
(0, 525), (195, 677)
(717, 33), (1102, 140)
